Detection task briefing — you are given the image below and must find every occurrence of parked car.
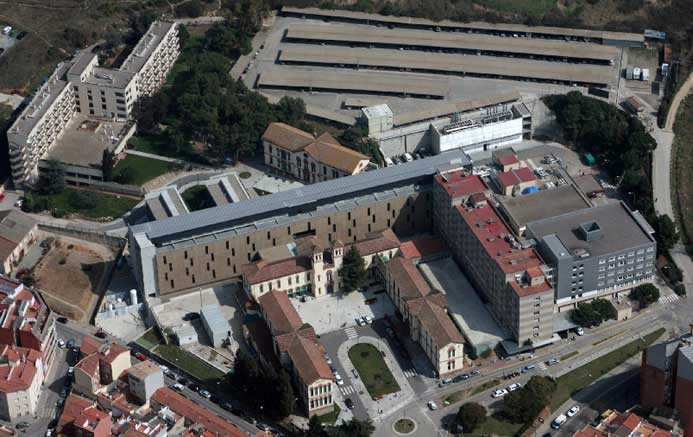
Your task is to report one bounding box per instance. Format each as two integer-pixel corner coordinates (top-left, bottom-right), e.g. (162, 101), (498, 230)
(134, 352), (148, 361)
(188, 383), (200, 392)
(363, 315), (373, 324)
(507, 383), (521, 392)
(470, 369), (481, 376)
(567, 405), (580, 417)
(492, 389), (508, 398)
(57, 317), (68, 324)
(325, 355), (333, 366)
(58, 340), (66, 348)
(439, 378), (453, 387)
(356, 317), (365, 326)
(521, 364), (536, 373)
(14, 198), (23, 208)
(67, 367), (74, 377)
(60, 388), (69, 398)
(66, 339), (75, 349)
(199, 389), (211, 399)
(173, 383), (185, 392)
(453, 374), (469, 383)
(576, 327), (584, 336)
(546, 357), (560, 366)
(56, 398), (64, 407)
(15, 421), (30, 430)
(551, 414), (567, 429)
(427, 400), (438, 410)
(345, 398), (355, 409)
(351, 369), (359, 379)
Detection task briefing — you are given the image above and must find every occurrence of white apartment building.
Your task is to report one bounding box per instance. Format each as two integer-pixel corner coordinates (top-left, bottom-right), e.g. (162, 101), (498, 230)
(6, 20), (179, 188)
(0, 346), (45, 421)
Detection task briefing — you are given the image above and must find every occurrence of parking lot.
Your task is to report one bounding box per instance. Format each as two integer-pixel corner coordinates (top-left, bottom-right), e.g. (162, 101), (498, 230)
(292, 285), (396, 335)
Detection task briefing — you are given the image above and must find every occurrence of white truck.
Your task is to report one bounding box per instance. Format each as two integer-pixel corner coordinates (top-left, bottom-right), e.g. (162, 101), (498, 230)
(633, 67), (641, 80)
(642, 68), (650, 81)
(551, 414), (568, 429)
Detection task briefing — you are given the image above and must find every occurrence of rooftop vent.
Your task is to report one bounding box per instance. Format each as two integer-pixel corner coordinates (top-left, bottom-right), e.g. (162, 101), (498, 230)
(578, 221), (603, 242)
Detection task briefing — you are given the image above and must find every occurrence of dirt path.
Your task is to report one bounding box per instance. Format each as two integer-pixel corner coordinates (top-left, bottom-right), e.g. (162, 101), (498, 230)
(665, 73), (693, 131)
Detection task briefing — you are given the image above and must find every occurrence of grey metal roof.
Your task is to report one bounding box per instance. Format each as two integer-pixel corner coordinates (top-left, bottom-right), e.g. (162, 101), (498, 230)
(678, 345), (693, 382)
(201, 304), (230, 334)
(498, 184), (591, 229)
(130, 150), (471, 243)
(526, 201), (655, 258)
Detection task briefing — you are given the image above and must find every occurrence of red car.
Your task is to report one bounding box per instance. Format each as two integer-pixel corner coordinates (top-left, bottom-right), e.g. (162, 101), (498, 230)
(134, 352), (148, 361)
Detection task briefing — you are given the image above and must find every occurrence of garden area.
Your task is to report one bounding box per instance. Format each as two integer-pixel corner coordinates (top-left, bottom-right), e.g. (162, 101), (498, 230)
(181, 185), (215, 212)
(112, 154), (181, 186)
(153, 343), (225, 384)
(348, 343), (400, 398)
(672, 95), (693, 257)
(24, 188), (138, 220)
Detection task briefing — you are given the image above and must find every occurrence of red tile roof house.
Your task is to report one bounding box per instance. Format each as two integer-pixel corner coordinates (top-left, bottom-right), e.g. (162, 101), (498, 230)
(0, 276), (58, 376)
(256, 290), (335, 417)
(151, 387), (246, 436)
(0, 345), (44, 421)
(494, 167), (537, 196)
(73, 340), (131, 398)
(58, 394), (112, 437)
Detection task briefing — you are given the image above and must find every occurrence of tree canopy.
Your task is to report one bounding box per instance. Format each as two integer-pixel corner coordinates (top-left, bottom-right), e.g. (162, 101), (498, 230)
(503, 376), (556, 424)
(457, 402), (487, 433)
(305, 417), (375, 437)
(630, 284), (660, 308)
(653, 214), (679, 252)
(339, 246), (368, 292)
(570, 298), (617, 327)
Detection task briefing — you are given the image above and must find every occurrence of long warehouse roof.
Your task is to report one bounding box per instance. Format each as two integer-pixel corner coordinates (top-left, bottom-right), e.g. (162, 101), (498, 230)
(285, 24), (619, 62)
(393, 91), (521, 127)
(257, 68), (448, 98)
(278, 45), (616, 86)
(131, 150), (471, 243)
(281, 6), (644, 43)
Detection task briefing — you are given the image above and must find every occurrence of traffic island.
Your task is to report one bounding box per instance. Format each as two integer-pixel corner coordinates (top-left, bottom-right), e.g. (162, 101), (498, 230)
(393, 417), (417, 435)
(348, 343), (400, 398)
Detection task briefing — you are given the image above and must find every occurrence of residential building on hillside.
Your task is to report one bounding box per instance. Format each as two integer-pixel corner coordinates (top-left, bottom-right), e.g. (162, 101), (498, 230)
(7, 20), (179, 188)
(127, 360), (165, 405)
(384, 256), (465, 377)
(59, 394), (112, 437)
(640, 332), (693, 437)
(128, 151), (472, 298)
(0, 210), (38, 275)
(0, 346), (44, 421)
(433, 171), (555, 349)
(0, 276), (57, 373)
(256, 290), (334, 416)
(574, 408), (676, 437)
(242, 230), (400, 300)
(262, 122), (371, 183)
(526, 201), (656, 311)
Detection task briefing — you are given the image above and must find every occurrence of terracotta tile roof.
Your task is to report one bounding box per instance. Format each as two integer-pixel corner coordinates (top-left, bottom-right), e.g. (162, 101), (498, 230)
(59, 394), (105, 431)
(0, 210), (37, 261)
(0, 346), (40, 393)
(496, 167), (536, 188)
(350, 229), (400, 256)
(75, 353), (100, 378)
(242, 257), (312, 285)
(275, 324), (316, 354)
(151, 387), (245, 437)
(399, 237), (447, 259)
(385, 257), (432, 301)
(81, 336), (103, 356)
(407, 294), (464, 347)
(496, 154), (520, 166)
(435, 172), (487, 198)
(304, 133), (370, 174)
(100, 343), (129, 363)
(258, 290), (304, 336)
(287, 335), (333, 385)
(261, 122), (315, 152)
(0, 276), (51, 351)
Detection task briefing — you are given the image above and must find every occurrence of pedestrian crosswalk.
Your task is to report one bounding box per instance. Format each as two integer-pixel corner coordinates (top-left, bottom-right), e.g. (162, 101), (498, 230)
(402, 367), (418, 378)
(340, 385), (356, 396)
(344, 327), (358, 339)
(536, 362), (547, 371)
(659, 293), (680, 304)
(600, 180), (619, 198)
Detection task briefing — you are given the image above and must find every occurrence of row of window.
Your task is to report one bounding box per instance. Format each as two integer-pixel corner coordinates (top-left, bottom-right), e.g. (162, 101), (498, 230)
(309, 384), (331, 397)
(309, 395), (332, 410)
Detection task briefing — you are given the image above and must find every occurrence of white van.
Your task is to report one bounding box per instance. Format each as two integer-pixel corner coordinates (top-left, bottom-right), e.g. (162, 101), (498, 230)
(551, 414), (567, 429)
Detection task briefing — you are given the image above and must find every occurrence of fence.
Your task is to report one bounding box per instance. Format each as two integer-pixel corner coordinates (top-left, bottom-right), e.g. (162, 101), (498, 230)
(38, 222), (126, 249)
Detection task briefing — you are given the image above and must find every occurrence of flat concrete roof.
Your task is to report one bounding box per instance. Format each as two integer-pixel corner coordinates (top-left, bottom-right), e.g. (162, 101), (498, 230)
(85, 67), (134, 89)
(120, 20), (176, 74)
(497, 184), (591, 230)
(393, 91), (520, 127)
(43, 115), (128, 167)
(285, 23), (619, 62)
(526, 201), (655, 257)
(419, 257), (507, 351)
(257, 68), (448, 98)
(261, 92), (356, 126)
(282, 7), (644, 43)
(279, 45), (615, 87)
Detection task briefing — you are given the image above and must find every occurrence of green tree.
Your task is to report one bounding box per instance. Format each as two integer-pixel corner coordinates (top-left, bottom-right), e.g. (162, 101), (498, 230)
(177, 24), (190, 48)
(229, 348), (262, 409)
(503, 376), (556, 424)
(269, 368), (295, 419)
(68, 190), (97, 210)
(630, 284), (660, 308)
(456, 402), (487, 432)
(134, 93), (169, 133)
(114, 167), (135, 185)
(306, 415), (326, 437)
(175, 0), (203, 17)
(276, 96), (306, 127)
(37, 160), (66, 195)
(654, 215), (679, 252)
(339, 246), (367, 292)
(326, 418), (375, 437)
(101, 149), (116, 182)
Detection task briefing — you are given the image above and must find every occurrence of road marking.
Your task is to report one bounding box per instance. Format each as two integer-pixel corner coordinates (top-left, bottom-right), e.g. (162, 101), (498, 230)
(344, 327), (358, 339)
(537, 362), (547, 371)
(659, 294), (680, 304)
(402, 368), (418, 378)
(340, 385), (356, 395)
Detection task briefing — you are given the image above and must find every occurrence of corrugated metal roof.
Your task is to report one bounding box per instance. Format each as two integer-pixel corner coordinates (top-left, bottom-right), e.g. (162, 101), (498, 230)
(130, 150), (471, 243)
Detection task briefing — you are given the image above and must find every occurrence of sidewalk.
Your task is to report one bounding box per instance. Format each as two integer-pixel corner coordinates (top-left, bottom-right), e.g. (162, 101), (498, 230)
(125, 149), (212, 169)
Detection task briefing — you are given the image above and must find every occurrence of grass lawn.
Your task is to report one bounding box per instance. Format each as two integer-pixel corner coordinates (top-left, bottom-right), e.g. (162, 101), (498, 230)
(466, 414), (523, 437)
(31, 188), (138, 219)
(317, 403), (341, 425)
(470, 378), (501, 396)
(154, 343), (225, 383)
(550, 327), (665, 410)
(444, 378), (501, 405)
(348, 343), (400, 398)
(394, 417), (416, 434)
(672, 96), (693, 251)
(136, 328), (162, 351)
(560, 350), (579, 361)
(592, 330), (626, 347)
(113, 154), (180, 186)
(473, 0), (556, 18)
